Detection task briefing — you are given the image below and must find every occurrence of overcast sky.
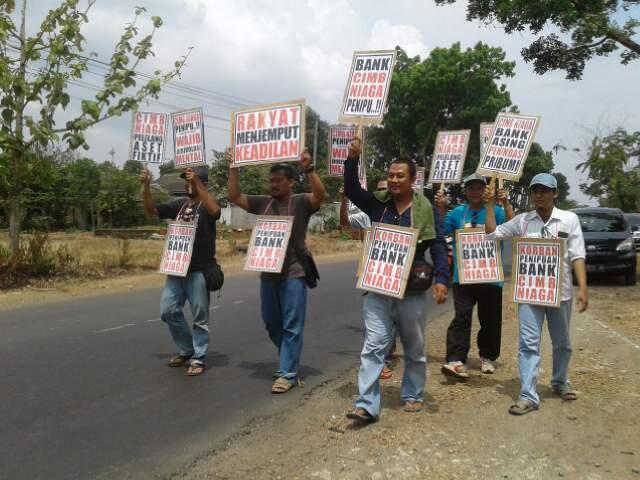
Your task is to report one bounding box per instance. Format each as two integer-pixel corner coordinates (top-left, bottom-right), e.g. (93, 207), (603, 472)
(19, 0), (640, 205)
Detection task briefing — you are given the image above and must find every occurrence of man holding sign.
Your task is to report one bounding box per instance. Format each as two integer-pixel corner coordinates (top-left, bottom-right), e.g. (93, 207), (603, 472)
(435, 173), (514, 380)
(228, 149), (327, 394)
(344, 137), (449, 422)
(140, 166), (222, 376)
(485, 173), (588, 415)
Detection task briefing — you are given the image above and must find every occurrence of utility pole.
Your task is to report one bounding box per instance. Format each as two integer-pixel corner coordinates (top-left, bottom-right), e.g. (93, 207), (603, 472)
(108, 147), (116, 163)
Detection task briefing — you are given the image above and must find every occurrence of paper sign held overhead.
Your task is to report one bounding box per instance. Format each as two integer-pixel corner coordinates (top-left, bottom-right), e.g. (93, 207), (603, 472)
(339, 50), (396, 125)
(477, 113), (540, 181)
(329, 125), (365, 177)
(171, 108), (206, 168)
(427, 130), (471, 185)
(129, 111), (168, 164)
(231, 100), (305, 168)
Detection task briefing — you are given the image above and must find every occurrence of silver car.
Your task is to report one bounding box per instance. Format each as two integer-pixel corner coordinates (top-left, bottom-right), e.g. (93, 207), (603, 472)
(625, 213), (640, 251)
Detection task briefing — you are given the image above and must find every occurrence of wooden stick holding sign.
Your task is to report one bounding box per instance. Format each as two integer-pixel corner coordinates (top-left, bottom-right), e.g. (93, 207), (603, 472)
(244, 216), (294, 273)
(511, 237), (564, 308)
(456, 228), (504, 284)
(159, 222), (197, 277)
(357, 223), (418, 299)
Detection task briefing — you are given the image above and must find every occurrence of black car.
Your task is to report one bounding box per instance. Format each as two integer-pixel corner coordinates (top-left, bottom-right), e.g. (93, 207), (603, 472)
(572, 207), (637, 285)
(624, 213), (640, 251)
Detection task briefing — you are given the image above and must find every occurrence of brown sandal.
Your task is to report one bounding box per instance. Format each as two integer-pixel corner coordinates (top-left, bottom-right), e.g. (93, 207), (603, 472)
(403, 401), (423, 413)
(271, 377), (295, 394)
(187, 363), (205, 376)
(168, 354), (191, 367)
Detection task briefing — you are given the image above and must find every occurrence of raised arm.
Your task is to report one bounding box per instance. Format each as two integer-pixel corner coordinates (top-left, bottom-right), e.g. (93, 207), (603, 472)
(226, 148), (250, 211)
(184, 168), (221, 219)
(343, 136), (374, 217)
(497, 187), (515, 220)
(300, 148), (327, 210)
(339, 186), (350, 228)
(139, 166), (158, 217)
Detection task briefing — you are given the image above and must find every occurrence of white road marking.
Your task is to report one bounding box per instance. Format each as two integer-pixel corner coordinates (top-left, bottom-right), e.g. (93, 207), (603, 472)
(147, 318), (161, 323)
(211, 305), (221, 310)
(95, 323), (136, 334)
(595, 319), (640, 351)
(232, 300), (245, 305)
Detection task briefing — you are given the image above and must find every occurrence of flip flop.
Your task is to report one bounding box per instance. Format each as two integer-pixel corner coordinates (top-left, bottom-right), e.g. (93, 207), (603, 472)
(380, 366), (393, 380)
(168, 354), (192, 367)
(403, 401), (423, 413)
(553, 385), (578, 401)
(271, 377), (295, 394)
(346, 408), (377, 423)
(508, 400), (538, 416)
(187, 362), (205, 376)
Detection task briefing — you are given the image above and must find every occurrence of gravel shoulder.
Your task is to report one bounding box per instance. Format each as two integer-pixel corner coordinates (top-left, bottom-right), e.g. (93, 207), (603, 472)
(171, 282), (640, 480)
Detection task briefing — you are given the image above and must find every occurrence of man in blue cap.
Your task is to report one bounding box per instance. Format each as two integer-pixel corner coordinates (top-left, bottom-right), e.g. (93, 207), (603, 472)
(435, 173), (514, 380)
(484, 173), (588, 415)
(140, 166), (221, 376)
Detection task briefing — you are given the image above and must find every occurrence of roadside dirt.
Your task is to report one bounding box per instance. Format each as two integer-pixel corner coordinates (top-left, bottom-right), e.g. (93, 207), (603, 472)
(170, 282), (640, 480)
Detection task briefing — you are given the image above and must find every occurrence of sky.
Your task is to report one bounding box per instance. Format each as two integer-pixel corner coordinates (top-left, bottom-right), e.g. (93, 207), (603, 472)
(17, 0), (640, 205)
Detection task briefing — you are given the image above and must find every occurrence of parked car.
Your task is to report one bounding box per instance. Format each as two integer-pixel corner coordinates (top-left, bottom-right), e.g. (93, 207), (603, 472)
(572, 207), (637, 285)
(624, 213), (640, 251)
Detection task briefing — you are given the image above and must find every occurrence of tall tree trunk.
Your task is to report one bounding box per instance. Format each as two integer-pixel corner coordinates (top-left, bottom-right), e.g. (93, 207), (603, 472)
(8, 196), (21, 254)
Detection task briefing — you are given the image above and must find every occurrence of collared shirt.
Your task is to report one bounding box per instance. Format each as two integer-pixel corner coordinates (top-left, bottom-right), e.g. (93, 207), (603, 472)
(487, 207), (586, 301)
(444, 204), (506, 284)
(343, 157), (449, 286)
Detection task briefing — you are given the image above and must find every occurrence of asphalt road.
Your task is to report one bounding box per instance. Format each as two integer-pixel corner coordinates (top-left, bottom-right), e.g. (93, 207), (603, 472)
(0, 260), (449, 480)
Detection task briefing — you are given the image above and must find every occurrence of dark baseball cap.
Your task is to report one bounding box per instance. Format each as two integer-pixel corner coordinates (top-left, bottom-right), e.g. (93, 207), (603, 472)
(180, 166), (208, 183)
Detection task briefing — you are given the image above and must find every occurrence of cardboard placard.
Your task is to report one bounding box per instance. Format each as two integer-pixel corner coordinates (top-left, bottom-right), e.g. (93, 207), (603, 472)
(477, 113), (540, 181)
(231, 100), (305, 167)
(339, 50), (396, 125)
(129, 111), (168, 164)
(328, 125), (365, 177)
(357, 223), (418, 299)
(412, 167), (425, 193)
(456, 228), (504, 284)
(480, 122), (494, 156)
(159, 222), (196, 277)
(512, 237), (564, 308)
(171, 108), (206, 168)
(244, 216), (294, 273)
(427, 130), (471, 184)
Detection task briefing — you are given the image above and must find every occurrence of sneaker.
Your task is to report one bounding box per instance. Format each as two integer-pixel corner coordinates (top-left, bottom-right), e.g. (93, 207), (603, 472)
(480, 357), (496, 374)
(441, 361), (469, 380)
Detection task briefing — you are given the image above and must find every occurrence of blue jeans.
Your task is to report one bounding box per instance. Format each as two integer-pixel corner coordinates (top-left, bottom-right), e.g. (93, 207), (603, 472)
(355, 291), (428, 418)
(518, 301), (573, 406)
(160, 272), (210, 363)
(260, 277), (308, 382)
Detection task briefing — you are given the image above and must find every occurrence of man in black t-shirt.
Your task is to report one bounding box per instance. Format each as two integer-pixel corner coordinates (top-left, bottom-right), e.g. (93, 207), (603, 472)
(140, 166), (221, 376)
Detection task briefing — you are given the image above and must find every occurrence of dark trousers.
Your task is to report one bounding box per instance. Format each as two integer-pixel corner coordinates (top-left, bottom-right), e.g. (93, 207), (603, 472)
(445, 283), (503, 363)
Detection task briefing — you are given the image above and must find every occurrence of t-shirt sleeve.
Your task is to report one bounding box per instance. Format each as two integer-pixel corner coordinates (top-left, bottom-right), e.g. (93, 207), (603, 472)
(156, 200), (182, 221)
(443, 208), (458, 236)
(246, 195), (270, 216)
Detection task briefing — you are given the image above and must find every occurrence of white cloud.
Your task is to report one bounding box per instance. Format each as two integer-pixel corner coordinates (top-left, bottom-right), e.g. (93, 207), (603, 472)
(368, 20), (428, 58)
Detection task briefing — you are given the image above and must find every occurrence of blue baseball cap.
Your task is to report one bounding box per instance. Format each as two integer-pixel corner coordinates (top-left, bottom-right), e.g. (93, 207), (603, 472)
(529, 173), (557, 189)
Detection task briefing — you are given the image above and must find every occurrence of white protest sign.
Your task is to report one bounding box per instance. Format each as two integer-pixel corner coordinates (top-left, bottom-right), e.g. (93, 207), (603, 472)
(512, 238), (563, 307)
(171, 108), (206, 168)
(129, 111), (168, 164)
(244, 216), (294, 273)
(328, 125), (366, 177)
(477, 113), (540, 181)
(231, 100), (305, 167)
(159, 222), (196, 277)
(456, 228), (503, 284)
(357, 223), (418, 299)
(427, 130), (471, 185)
(480, 122), (494, 156)
(412, 167), (425, 193)
(339, 50), (396, 125)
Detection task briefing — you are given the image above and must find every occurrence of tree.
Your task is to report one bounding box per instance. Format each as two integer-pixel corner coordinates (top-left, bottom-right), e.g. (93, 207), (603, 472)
(96, 161), (142, 227)
(0, 0), (189, 254)
(62, 157), (100, 229)
(578, 128), (640, 211)
(368, 43), (515, 173)
(434, 0), (640, 80)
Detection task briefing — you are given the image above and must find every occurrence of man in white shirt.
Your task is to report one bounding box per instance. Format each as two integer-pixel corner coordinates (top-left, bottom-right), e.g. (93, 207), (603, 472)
(484, 173), (588, 415)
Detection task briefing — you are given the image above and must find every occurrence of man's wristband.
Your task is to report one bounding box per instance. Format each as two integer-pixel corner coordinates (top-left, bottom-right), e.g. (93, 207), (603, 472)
(303, 166), (315, 174)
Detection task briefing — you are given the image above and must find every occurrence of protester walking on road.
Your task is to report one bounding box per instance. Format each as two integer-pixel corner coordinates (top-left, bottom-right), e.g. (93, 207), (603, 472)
(140, 166), (222, 376)
(485, 173), (588, 415)
(435, 173), (514, 380)
(228, 149), (327, 394)
(343, 136), (449, 422)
